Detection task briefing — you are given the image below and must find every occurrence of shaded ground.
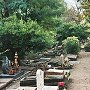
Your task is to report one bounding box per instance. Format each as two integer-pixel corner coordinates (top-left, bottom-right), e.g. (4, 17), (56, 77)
(67, 51), (90, 90)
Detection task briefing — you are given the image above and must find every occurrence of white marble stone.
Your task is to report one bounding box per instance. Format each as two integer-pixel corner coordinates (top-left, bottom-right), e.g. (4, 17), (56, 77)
(36, 69), (44, 90)
(42, 86), (58, 90)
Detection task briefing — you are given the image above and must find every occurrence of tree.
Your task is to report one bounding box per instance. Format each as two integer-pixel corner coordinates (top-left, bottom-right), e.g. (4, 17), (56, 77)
(0, 0), (65, 25)
(0, 15), (56, 59)
(64, 1), (84, 24)
(77, 0), (90, 22)
(0, 0), (11, 18)
(64, 7), (78, 23)
(56, 22), (88, 44)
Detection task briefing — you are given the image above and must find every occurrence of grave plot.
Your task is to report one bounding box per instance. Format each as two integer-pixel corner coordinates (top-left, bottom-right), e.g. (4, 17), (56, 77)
(20, 69), (64, 86)
(42, 50), (56, 58)
(67, 54), (78, 61)
(48, 54), (73, 70)
(3, 52), (73, 90)
(9, 69), (59, 90)
(20, 53), (73, 89)
(42, 46), (62, 58)
(0, 54), (29, 90)
(0, 78), (13, 90)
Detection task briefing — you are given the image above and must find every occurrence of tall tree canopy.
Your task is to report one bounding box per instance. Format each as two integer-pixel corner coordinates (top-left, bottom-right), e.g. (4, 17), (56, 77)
(0, 0), (65, 26)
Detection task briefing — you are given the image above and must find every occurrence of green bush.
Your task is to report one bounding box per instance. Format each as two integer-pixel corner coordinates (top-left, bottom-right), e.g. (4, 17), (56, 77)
(0, 15), (56, 59)
(56, 22), (88, 44)
(62, 36), (80, 54)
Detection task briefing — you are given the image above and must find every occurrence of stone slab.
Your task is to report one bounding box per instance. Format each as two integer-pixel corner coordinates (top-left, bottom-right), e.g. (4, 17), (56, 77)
(0, 78), (13, 83)
(67, 54), (77, 59)
(0, 78), (13, 89)
(40, 58), (51, 61)
(17, 87), (36, 90)
(0, 83), (6, 87)
(0, 71), (25, 79)
(42, 86), (58, 90)
(12, 86), (58, 90)
(69, 61), (80, 65)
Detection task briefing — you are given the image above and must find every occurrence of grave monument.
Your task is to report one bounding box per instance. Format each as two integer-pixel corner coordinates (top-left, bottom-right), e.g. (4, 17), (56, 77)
(0, 51), (25, 79)
(2, 56), (11, 74)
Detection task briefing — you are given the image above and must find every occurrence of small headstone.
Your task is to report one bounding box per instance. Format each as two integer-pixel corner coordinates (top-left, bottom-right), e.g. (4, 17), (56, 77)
(48, 65), (51, 68)
(36, 69), (44, 90)
(59, 54), (64, 66)
(60, 54), (64, 61)
(64, 57), (69, 62)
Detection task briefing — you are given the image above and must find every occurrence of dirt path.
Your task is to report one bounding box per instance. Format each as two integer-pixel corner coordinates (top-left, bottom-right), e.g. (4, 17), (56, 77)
(67, 51), (90, 90)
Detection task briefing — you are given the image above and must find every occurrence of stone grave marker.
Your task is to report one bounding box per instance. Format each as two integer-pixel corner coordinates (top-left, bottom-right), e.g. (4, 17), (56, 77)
(36, 69), (44, 90)
(59, 54), (64, 66)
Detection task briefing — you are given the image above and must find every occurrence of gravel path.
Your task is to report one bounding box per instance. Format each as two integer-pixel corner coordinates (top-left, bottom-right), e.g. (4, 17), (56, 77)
(67, 51), (90, 90)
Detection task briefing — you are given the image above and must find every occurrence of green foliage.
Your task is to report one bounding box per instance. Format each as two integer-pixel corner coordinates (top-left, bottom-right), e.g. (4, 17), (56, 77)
(62, 36), (80, 54)
(56, 22), (88, 43)
(10, 0), (65, 17)
(78, 0), (90, 22)
(0, 0), (65, 60)
(0, 0), (65, 25)
(0, 15), (56, 59)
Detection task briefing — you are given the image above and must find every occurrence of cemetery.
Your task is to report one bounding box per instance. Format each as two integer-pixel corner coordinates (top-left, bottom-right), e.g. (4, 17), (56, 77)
(0, 0), (90, 90)
(0, 32), (90, 90)
(0, 46), (81, 90)
(0, 39), (90, 90)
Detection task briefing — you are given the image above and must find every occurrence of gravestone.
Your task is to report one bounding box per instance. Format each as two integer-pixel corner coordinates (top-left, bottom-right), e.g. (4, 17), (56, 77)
(2, 56), (11, 74)
(64, 57), (69, 66)
(59, 54), (64, 66)
(36, 69), (44, 90)
(67, 54), (77, 61)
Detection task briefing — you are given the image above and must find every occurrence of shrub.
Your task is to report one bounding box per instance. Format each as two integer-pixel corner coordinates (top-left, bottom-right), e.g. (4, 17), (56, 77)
(56, 22), (88, 44)
(0, 15), (56, 59)
(62, 36), (80, 54)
